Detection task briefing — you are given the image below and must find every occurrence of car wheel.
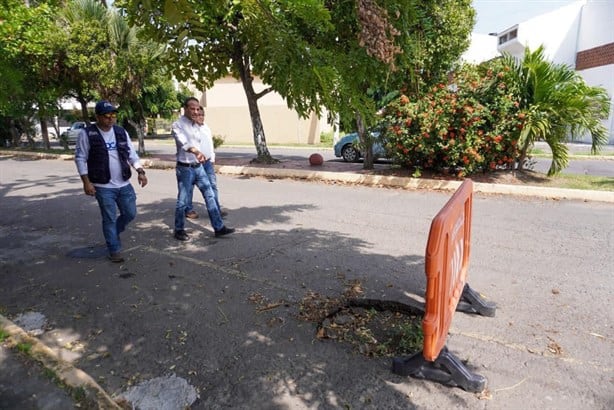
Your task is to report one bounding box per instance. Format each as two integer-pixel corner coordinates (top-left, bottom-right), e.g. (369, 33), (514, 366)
(341, 145), (360, 162)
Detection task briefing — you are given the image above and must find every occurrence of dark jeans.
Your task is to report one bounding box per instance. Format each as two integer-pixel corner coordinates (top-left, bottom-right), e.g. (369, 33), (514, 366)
(94, 184), (136, 254)
(175, 163), (224, 232)
(186, 160), (220, 213)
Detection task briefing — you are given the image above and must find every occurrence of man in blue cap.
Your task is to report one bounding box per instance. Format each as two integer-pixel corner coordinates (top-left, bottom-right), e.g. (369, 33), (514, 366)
(74, 100), (148, 263)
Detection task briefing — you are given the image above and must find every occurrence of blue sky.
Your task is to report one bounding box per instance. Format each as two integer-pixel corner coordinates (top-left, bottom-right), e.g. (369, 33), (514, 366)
(472, 0), (579, 34)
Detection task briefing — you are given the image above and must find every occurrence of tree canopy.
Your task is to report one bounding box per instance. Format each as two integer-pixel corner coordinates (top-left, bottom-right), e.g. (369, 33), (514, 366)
(0, 0), (179, 151)
(120, 0), (475, 165)
(323, 0), (475, 168)
(0, 0), (66, 147)
(504, 46), (610, 175)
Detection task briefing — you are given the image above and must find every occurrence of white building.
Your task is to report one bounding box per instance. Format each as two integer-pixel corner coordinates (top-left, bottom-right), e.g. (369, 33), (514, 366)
(462, 33), (499, 64)
(485, 0), (614, 143)
(199, 76), (323, 145)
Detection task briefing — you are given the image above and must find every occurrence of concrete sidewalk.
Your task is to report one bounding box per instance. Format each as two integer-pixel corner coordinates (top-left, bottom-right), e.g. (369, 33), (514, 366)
(1, 152), (613, 409)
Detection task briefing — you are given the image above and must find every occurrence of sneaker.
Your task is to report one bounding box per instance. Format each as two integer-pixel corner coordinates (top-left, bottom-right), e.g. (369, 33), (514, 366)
(186, 210), (199, 219)
(214, 226), (235, 237)
(108, 252), (125, 263)
(174, 230), (190, 241)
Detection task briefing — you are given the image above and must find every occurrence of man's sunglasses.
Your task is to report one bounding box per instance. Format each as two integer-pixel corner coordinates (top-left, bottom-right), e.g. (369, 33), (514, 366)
(101, 113), (117, 119)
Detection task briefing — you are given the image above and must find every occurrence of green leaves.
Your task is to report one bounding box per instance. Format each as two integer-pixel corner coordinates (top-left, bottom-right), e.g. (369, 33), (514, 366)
(0, 0), (65, 120)
(119, 0), (475, 163)
(504, 45), (610, 175)
(381, 61), (524, 175)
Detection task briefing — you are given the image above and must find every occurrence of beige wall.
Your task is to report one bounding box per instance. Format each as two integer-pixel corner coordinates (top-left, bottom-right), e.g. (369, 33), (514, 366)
(201, 77), (322, 145)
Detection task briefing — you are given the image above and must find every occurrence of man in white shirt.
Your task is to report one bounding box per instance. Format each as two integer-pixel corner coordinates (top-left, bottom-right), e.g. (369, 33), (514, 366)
(172, 97), (234, 241)
(195, 106), (226, 214)
(74, 100), (148, 263)
(183, 106), (226, 219)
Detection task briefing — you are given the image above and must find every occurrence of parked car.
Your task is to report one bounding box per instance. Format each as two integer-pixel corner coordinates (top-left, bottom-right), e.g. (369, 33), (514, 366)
(60, 121), (86, 145)
(333, 131), (386, 162)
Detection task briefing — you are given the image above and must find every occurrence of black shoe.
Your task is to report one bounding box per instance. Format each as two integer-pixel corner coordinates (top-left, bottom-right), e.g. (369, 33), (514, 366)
(174, 230), (190, 241)
(108, 252), (125, 263)
(214, 227), (235, 237)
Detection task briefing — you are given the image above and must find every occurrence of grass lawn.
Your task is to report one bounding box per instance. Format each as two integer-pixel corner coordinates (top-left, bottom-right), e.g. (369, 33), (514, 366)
(539, 174), (614, 191)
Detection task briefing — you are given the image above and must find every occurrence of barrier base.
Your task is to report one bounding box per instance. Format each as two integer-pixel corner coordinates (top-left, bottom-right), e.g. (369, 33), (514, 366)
(392, 346), (486, 393)
(456, 283), (496, 317)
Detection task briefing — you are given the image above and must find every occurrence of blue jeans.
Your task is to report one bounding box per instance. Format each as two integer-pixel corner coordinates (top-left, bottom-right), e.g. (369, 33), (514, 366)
(94, 185), (137, 254)
(186, 160), (220, 213)
(175, 164), (224, 232)
(203, 160), (221, 210)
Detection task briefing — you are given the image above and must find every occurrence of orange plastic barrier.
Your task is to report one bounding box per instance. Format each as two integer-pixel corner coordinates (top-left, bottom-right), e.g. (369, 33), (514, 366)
(422, 179), (473, 362)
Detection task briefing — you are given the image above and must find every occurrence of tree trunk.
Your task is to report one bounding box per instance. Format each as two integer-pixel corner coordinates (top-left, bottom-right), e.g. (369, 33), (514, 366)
(9, 119), (20, 147)
(234, 40), (276, 163)
(516, 140), (531, 171)
(356, 113), (374, 170)
(78, 95), (90, 124)
(128, 118), (146, 156)
(38, 114), (51, 150)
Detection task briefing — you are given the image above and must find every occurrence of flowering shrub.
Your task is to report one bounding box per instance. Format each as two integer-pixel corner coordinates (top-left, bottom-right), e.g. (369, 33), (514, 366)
(381, 61), (525, 176)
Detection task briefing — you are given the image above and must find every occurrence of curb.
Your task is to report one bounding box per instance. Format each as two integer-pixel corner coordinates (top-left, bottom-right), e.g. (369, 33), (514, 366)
(3, 150), (613, 203)
(0, 314), (122, 409)
(214, 163), (614, 202)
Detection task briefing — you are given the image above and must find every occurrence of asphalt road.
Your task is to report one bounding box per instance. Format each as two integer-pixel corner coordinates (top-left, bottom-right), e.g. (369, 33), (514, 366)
(1, 157), (613, 409)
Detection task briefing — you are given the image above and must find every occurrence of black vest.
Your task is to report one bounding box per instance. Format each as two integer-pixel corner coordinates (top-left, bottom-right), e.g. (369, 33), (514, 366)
(86, 125), (132, 184)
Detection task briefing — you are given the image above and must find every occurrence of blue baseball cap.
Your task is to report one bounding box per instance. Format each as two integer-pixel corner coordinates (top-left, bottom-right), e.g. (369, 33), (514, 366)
(95, 100), (118, 115)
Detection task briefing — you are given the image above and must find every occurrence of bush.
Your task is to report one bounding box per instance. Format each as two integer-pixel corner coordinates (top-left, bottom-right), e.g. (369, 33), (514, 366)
(212, 134), (225, 149)
(382, 61), (524, 176)
(320, 131), (334, 145)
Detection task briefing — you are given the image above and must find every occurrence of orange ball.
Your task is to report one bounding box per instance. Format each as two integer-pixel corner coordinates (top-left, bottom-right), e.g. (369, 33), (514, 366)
(309, 153), (324, 166)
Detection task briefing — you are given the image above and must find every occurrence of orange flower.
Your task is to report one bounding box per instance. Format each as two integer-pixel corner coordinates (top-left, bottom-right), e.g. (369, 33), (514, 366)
(400, 95), (410, 105)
